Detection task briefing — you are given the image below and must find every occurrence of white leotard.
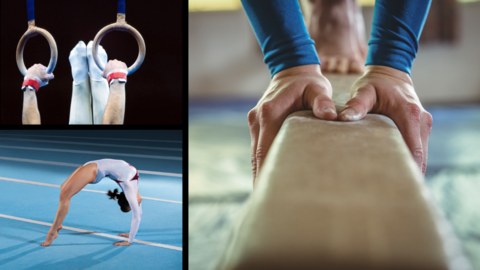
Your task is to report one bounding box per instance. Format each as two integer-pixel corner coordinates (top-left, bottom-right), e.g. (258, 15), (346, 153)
(84, 159), (142, 243)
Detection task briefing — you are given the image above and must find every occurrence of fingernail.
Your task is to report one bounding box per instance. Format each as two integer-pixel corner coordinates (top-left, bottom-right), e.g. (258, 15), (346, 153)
(322, 106), (336, 115)
(341, 108), (359, 121)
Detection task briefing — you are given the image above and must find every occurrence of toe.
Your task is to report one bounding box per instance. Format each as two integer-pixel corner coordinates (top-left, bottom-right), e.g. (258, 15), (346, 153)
(336, 58), (349, 74)
(325, 57), (338, 73)
(349, 60), (364, 74)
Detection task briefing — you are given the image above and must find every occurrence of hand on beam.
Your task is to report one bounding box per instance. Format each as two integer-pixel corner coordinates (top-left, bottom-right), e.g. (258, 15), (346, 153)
(338, 65), (433, 177)
(248, 64), (337, 184)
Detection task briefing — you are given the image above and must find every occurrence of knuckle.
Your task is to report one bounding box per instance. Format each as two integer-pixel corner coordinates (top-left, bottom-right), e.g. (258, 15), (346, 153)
(258, 101), (275, 119)
(255, 147), (268, 161)
(412, 148), (424, 160)
(422, 162), (428, 174)
(424, 112), (433, 130)
(247, 109), (257, 124)
(314, 95), (332, 105)
(406, 103), (422, 120)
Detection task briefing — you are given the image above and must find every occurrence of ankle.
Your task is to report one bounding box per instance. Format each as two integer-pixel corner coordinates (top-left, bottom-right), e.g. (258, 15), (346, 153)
(310, 0), (355, 27)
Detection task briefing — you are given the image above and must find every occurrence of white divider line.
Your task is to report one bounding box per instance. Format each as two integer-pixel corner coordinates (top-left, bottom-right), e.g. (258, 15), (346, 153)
(0, 145), (182, 161)
(0, 214), (182, 251)
(0, 133), (182, 143)
(0, 177), (182, 204)
(0, 156), (182, 177)
(0, 137), (182, 151)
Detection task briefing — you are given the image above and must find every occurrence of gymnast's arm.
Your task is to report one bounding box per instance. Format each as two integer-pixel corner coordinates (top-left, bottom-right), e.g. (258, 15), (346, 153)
(339, 0), (433, 176)
(241, 0), (337, 183)
(101, 60), (127, 125)
(103, 81), (126, 125)
(22, 64), (55, 125)
(120, 181), (142, 243)
(22, 90), (41, 125)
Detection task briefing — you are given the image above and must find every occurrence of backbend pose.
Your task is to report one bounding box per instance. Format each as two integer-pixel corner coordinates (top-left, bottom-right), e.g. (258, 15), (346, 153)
(41, 159), (143, 247)
(21, 41), (128, 125)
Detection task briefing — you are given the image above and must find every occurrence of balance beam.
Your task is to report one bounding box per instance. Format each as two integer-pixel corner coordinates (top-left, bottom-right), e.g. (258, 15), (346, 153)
(217, 75), (468, 270)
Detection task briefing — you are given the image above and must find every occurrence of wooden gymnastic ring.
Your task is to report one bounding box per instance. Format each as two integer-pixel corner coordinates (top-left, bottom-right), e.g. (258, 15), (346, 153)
(16, 21), (58, 76)
(92, 14), (146, 75)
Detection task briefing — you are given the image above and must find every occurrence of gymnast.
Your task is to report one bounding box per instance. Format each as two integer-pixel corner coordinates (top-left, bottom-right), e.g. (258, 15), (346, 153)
(40, 159), (143, 247)
(21, 42), (128, 125)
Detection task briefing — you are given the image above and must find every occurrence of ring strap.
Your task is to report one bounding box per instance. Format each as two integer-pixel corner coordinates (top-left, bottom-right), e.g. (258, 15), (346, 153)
(22, 79), (40, 92)
(27, 0), (35, 22)
(117, 0), (126, 15)
(107, 72), (127, 85)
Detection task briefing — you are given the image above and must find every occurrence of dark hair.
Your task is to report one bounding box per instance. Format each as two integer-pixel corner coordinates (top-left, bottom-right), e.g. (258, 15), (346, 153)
(107, 189), (131, 212)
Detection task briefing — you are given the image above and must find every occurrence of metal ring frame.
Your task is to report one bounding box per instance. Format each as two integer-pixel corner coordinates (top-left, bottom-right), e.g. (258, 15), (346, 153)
(92, 14), (146, 75)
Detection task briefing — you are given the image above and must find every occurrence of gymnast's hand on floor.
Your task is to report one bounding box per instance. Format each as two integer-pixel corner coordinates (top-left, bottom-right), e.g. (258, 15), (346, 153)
(25, 64), (55, 87)
(118, 233), (129, 238)
(248, 64), (337, 184)
(338, 65), (433, 177)
(113, 240), (131, 246)
(101, 60), (128, 79)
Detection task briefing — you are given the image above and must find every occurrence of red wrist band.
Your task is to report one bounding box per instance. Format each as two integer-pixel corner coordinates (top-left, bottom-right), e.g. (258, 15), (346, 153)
(22, 79), (41, 92)
(107, 72), (128, 85)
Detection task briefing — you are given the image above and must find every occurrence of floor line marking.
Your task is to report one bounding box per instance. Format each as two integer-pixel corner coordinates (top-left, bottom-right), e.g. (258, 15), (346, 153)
(0, 177), (182, 204)
(0, 145), (182, 161)
(0, 133), (182, 143)
(0, 137), (182, 151)
(0, 214), (182, 251)
(0, 156), (182, 177)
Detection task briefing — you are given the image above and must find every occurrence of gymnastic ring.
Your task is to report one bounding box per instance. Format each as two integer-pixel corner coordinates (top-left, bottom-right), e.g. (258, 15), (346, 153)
(92, 14), (146, 76)
(16, 21), (58, 76)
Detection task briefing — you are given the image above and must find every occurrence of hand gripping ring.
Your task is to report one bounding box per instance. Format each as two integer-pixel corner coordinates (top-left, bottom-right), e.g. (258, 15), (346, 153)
(92, 14), (146, 76)
(16, 21), (58, 76)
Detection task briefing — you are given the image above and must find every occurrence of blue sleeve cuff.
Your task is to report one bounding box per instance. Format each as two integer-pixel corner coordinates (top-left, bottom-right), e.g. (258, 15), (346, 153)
(265, 43), (320, 76)
(366, 43), (414, 75)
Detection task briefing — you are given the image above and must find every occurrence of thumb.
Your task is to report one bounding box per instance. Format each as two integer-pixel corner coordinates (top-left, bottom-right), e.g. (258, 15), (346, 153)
(304, 83), (337, 120)
(46, 73), (54, 81)
(339, 85), (376, 121)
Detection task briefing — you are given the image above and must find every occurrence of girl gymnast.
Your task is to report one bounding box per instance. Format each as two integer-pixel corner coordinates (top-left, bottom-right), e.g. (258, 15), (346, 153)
(41, 159), (142, 246)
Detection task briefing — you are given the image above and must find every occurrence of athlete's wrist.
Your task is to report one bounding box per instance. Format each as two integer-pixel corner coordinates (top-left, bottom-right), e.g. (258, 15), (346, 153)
(272, 64), (322, 80)
(364, 65), (413, 85)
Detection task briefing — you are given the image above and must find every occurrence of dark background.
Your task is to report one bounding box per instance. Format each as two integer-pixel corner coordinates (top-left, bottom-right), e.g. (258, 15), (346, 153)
(0, 0), (183, 125)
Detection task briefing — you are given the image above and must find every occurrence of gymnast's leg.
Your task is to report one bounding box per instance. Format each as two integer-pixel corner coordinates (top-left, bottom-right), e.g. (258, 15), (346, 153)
(86, 41), (110, 125)
(69, 41), (93, 125)
(41, 164), (97, 246)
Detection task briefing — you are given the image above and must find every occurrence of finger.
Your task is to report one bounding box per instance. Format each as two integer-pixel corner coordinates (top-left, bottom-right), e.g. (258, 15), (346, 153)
(255, 102), (285, 181)
(419, 111), (433, 177)
(336, 58), (349, 74)
(304, 83), (337, 120)
(349, 60), (364, 74)
(338, 85), (376, 121)
(248, 109), (260, 182)
(394, 104), (424, 171)
(326, 57), (338, 73)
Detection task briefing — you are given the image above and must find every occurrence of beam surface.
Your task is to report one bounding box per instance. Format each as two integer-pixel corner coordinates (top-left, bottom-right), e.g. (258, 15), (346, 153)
(217, 75), (454, 270)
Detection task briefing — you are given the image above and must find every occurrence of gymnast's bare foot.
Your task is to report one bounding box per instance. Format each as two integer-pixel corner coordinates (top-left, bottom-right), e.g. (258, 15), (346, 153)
(57, 224), (63, 232)
(41, 230), (58, 246)
(308, 0), (367, 74)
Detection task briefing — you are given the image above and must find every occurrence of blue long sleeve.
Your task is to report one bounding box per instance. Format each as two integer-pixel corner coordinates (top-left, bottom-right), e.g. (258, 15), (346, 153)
(241, 0), (320, 77)
(366, 0), (432, 75)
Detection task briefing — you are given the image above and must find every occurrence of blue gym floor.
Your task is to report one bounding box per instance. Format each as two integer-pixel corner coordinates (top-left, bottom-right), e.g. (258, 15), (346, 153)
(0, 130), (183, 270)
